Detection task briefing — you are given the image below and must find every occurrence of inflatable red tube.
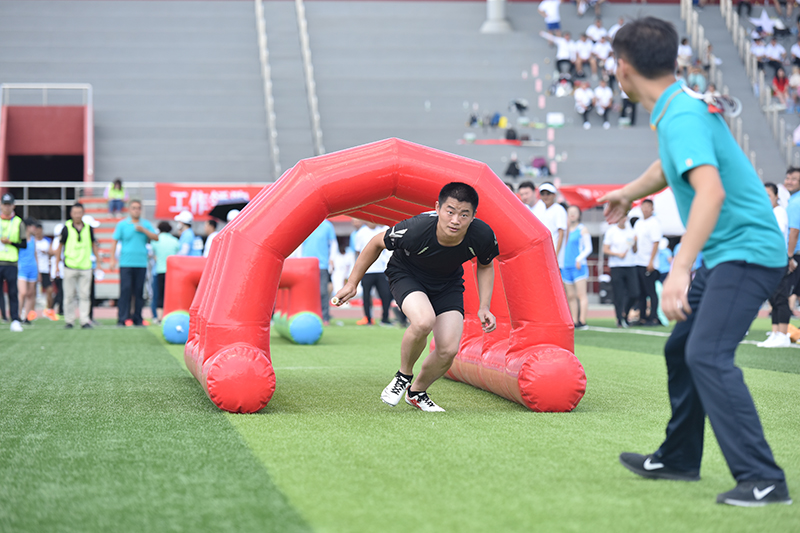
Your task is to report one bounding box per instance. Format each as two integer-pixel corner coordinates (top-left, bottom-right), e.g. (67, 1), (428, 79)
(186, 138), (586, 413)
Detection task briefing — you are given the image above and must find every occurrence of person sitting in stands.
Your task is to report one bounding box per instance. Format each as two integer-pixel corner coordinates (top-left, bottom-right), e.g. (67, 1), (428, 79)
(773, 66), (790, 108)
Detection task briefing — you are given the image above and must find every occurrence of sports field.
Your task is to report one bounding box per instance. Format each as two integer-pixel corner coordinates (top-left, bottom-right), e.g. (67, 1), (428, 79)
(1, 317), (798, 532)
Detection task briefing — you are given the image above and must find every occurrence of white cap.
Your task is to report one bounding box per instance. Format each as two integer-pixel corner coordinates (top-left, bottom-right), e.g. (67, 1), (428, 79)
(539, 183), (557, 194)
(53, 223), (65, 236)
(82, 215), (100, 228)
(174, 211), (193, 225)
(226, 209), (240, 222)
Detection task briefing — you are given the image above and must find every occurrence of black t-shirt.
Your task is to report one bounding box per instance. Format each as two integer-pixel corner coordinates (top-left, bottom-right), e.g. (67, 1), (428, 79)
(384, 212), (499, 292)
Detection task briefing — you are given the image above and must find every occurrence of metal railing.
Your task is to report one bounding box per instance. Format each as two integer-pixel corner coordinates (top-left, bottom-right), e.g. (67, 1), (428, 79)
(254, 0), (282, 180)
(717, 0), (800, 167)
(295, 0), (325, 156)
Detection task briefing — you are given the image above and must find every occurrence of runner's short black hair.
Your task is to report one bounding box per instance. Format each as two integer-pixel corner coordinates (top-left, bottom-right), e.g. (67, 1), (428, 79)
(439, 182), (479, 211)
(612, 17), (678, 80)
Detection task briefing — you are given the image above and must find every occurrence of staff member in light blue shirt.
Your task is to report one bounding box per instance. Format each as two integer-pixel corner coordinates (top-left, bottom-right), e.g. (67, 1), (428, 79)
(301, 220), (337, 324)
(600, 17), (791, 507)
(110, 200), (158, 326)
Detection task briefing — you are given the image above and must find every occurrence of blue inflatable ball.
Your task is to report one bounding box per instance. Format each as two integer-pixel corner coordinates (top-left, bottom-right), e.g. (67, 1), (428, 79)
(162, 311), (191, 344)
(288, 311), (323, 345)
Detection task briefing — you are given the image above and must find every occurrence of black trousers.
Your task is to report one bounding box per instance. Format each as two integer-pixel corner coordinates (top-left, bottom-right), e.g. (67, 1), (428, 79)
(654, 262), (785, 481)
(53, 277), (63, 314)
(767, 254), (800, 324)
(610, 266), (639, 324)
(362, 272), (392, 324)
(118, 267), (146, 325)
(0, 264), (19, 321)
(621, 99), (637, 125)
(636, 265), (659, 323)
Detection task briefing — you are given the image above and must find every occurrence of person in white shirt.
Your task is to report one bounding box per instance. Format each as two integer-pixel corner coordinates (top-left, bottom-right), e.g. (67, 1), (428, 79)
(202, 219), (219, 258)
(532, 182), (568, 267)
(751, 38), (768, 71)
(603, 217), (638, 327)
(573, 34), (594, 77)
(538, 0), (561, 31)
(540, 30), (575, 75)
(765, 37), (786, 75)
(577, 0), (605, 17)
(574, 80), (595, 129)
(608, 16), (625, 39)
(603, 55), (617, 89)
(590, 35), (613, 78)
(594, 78), (614, 129)
(791, 36), (800, 68)
(766, 182), (789, 247)
(353, 221), (393, 326)
(677, 38), (693, 78)
(632, 199), (663, 325)
(517, 181), (537, 212)
(585, 17), (608, 43)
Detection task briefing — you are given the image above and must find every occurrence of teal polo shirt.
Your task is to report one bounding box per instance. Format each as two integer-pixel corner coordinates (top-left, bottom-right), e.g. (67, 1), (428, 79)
(113, 217), (155, 268)
(651, 81), (787, 270)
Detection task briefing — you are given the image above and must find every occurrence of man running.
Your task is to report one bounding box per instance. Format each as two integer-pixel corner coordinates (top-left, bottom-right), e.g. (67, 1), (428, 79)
(333, 182), (499, 412)
(602, 17), (791, 507)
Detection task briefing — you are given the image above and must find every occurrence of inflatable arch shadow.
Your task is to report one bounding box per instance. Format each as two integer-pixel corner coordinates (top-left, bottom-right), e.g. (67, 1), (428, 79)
(186, 138), (586, 413)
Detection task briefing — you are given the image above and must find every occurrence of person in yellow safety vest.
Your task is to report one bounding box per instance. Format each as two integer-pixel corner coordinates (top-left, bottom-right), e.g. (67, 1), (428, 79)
(105, 178), (127, 218)
(0, 193), (28, 332)
(53, 203), (100, 329)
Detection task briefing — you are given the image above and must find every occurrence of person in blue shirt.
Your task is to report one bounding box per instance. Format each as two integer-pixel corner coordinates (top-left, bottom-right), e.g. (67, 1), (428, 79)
(600, 17), (791, 507)
(174, 211), (203, 257)
(110, 200), (159, 326)
(301, 219), (337, 324)
(561, 205), (593, 329)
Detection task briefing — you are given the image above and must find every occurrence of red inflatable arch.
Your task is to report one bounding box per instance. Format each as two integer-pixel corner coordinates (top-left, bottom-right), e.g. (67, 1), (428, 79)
(186, 138), (586, 413)
(163, 256), (206, 317)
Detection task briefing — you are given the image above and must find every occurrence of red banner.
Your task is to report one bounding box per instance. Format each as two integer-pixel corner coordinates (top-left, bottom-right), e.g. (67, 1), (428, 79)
(154, 183), (267, 221)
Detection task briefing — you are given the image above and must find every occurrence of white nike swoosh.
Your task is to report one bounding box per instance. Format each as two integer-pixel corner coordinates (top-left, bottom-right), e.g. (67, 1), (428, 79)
(754, 485), (776, 500)
(643, 458), (664, 471)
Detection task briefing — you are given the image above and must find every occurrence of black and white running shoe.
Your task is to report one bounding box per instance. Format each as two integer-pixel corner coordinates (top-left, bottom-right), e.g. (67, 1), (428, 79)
(619, 453), (700, 481)
(716, 480), (792, 507)
(380, 372), (411, 406)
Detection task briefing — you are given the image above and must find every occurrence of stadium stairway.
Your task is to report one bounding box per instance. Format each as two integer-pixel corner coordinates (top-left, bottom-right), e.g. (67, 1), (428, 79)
(303, 1), (685, 185)
(261, 1), (317, 172)
(697, 6), (786, 181)
(0, 0), (272, 183)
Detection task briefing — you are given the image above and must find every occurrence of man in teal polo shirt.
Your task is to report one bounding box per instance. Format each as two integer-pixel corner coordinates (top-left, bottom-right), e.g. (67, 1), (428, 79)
(110, 200), (158, 326)
(601, 17), (791, 506)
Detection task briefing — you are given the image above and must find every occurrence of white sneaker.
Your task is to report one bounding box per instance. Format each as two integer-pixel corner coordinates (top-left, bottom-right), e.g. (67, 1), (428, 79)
(603, 121), (611, 130)
(583, 121), (591, 130)
(381, 372), (411, 406)
(405, 391), (445, 412)
(757, 332), (791, 348)
(10, 320), (23, 332)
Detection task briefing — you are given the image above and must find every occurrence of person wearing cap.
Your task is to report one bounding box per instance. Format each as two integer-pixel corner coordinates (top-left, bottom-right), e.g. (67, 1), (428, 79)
(0, 193), (28, 332)
(532, 182), (568, 268)
(53, 203), (100, 329)
(110, 199), (158, 327)
(174, 211), (203, 257)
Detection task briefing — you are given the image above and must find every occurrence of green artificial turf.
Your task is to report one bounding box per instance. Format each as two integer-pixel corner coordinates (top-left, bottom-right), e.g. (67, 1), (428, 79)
(2, 318), (799, 533)
(0, 322), (310, 533)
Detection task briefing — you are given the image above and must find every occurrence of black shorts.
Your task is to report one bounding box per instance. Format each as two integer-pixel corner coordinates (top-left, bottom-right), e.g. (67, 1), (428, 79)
(40, 273), (52, 289)
(388, 273), (464, 316)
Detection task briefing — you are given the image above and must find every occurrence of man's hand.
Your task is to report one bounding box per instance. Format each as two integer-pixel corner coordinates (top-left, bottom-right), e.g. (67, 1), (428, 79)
(789, 257), (797, 274)
(575, 259), (582, 269)
(646, 261), (655, 273)
(477, 307), (496, 333)
(0, 237), (9, 244)
(661, 270), (692, 322)
(134, 224), (145, 233)
(598, 189), (631, 224)
(332, 282), (357, 306)
(109, 258), (117, 271)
